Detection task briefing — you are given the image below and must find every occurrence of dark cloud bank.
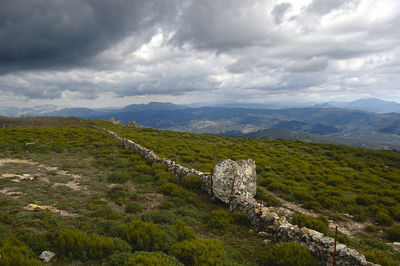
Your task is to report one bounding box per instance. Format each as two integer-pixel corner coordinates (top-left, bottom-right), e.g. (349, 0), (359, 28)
(0, 0), (399, 106)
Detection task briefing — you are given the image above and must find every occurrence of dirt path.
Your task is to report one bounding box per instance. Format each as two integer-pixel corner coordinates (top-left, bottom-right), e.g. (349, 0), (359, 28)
(0, 157), (89, 216)
(0, 158), (86, 191)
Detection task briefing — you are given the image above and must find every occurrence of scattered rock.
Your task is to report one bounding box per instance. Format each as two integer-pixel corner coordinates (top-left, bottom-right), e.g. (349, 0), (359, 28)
(128, 121), (139, 127)
(24, 204), (76, 217)
(263, 239), (271, 245)
(1, 173), (34, 182)
(109, 117), (122, 125)
(262, 211), (279, 223)
(39, 251), (56, 263)
(213, 159), (257, 204)
(391, 242), (400, 251)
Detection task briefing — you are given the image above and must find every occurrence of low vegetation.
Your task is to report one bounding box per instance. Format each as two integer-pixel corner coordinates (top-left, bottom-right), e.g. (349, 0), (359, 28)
(0, 117), (399, 265)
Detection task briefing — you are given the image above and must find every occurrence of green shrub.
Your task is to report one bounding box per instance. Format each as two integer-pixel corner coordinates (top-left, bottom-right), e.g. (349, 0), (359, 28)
(16, 229), (51, 254)
(255, 187), (282, 207)
(124, 251), (183, 266)
(365, 225), (379, 233)
(263, 193), (282, 207)
(93, 220), (124, 237)
(170, 238), (226, 266)
(379, 197), (397, 207)
(262, 242), (318, 266)
(135, 164), (152, 174)
(0, 213), (14, 224)
(107, 186), (130, 200)
(112, 237), (132, 253)
(136, 174), (154, 183)
(0, 238), (42, 266)
(121, 220), (166, 251)
(386, 225), (400, 241)
(293, 189), (313, 203)
(159, 183), (199, 206)
(337, 231), (351, 245)
(90, 205), (123, 220)
(291, 214), (329, 234)
(141, 210), (177, 224)
(315, 194), (342, 210)
(108, 172), (132, 183)
(55, 229), (115, 261)
(364, 250), (398, 266)
(206, 209), (248, 231)
(255, 186), (268, 201)
(354, 214), (367, 222)
(375, 211), (394, 226)
(304, 201), (323, 211)
(125, 203), (144, 214)
(174, 221), (195, 242)
(326, 176), (346, 186)
(355, 194), (375, 206)
(103, 251), (133, 266)
(181, 174), (202, 191)
(387, 206), (400, 222)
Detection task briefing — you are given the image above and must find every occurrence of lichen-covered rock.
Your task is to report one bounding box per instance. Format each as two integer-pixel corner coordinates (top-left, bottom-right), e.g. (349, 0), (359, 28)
(39, 251), (56, 263)
(213, 159), (256, 204)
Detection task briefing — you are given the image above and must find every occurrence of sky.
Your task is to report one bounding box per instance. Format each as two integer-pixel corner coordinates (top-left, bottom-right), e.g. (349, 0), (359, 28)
(1, 0), (400, 108)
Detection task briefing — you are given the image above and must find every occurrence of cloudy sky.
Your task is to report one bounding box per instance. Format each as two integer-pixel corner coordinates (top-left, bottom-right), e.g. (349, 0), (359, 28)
(1, 0), (400, 108)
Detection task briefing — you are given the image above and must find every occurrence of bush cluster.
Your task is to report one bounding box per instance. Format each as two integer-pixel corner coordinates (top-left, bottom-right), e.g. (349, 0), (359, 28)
(124, 251), (183, 266)
(291, 214), (329, 234)
(170, 238), (226, 266)
(0, 238), (42, 266)
(386, 225), (400, 242)
(121, 220), (166, 251)
(262, 242), (318, 266)
(55, 229), (115, 261)
(159, 182), (200, 206)
(206, 209), (249, 231)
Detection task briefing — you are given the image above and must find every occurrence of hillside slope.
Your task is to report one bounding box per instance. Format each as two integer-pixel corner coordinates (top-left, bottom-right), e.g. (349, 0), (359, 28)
(0, 117), (318, 265)
(0, 118), (399, 265)
(19, 103), (400, 149)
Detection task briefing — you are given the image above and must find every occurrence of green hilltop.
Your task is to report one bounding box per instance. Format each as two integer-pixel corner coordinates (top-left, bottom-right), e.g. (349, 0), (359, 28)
(0, 117), (399, 265)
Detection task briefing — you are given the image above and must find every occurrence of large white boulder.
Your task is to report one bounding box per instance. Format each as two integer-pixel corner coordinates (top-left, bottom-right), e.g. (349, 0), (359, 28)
(213, 159), (257, 204)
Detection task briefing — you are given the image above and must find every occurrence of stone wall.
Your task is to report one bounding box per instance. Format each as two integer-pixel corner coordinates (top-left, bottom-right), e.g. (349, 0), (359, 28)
(107, 129), (376, 266)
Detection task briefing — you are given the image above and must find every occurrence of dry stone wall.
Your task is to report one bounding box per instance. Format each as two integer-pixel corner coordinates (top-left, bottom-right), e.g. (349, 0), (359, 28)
(107, 129), (377, 266)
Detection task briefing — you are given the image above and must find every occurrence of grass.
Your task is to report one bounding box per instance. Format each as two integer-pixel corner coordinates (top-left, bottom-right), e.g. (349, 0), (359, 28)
(102, 122), (400, 225)
(0, 118), (283, 265)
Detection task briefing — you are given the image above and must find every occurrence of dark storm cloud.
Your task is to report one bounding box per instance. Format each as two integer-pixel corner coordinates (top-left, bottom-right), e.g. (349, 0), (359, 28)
(1, 0), (400, 106)
(171, 0), (276, 51)
(0, 0), (179, 73)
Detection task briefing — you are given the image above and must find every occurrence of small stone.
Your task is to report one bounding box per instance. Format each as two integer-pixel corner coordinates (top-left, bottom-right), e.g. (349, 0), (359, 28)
(262, 211), (279, 223)
(391, 242), (400, 251)
(258, 231), (268, 237)
(39, 251), (56, 263)
(263, 239), (271, 245)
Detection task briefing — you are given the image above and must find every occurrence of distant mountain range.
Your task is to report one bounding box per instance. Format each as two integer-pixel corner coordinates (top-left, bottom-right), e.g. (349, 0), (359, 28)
(325, 98), (400, 113)
(2, 98), (400, 150)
